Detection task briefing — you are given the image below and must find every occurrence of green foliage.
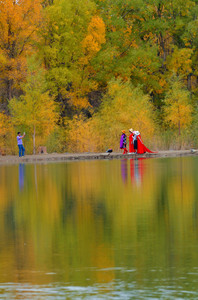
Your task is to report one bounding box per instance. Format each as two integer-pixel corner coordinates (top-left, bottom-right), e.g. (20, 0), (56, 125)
(38, 0), (98, 115)
(154, 128), (193, 150)
(46, 127), (68, 153)
(191, 105), (198, 147)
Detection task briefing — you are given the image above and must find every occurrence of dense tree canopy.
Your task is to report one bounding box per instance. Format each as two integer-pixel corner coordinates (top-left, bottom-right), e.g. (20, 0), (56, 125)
(0, 0), (198, 153)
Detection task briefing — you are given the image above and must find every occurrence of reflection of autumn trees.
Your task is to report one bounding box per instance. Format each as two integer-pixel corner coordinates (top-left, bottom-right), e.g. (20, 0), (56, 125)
(0, 158), (198, 287)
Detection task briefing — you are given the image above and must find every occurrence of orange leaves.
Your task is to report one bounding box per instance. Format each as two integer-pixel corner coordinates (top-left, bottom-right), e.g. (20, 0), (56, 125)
(0, 0), (42, 56)
(67, 92), (90, 110)
(0, 0), (42, 99)
(88, 16), (106, 45)
(71, 15), (106, 111)
(155, 77), (167, 94)
(0, 113), (11, 137)
(82, 16), (106, 61)
(0, 112), (15, 153)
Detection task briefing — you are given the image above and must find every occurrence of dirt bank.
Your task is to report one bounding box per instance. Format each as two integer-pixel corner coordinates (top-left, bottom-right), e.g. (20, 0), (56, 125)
(0, 150), (198, 165)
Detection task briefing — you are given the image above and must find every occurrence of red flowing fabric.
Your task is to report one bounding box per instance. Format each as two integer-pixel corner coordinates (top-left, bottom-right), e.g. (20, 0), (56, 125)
(137, 134), (156, 154)
(129, 133), (135, 153)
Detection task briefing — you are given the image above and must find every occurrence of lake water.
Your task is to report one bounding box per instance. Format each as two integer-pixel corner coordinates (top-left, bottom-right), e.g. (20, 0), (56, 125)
(0, 156), (198, 299)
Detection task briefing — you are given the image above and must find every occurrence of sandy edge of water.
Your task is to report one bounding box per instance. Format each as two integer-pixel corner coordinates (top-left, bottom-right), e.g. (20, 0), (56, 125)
(0, 149), (198, 165)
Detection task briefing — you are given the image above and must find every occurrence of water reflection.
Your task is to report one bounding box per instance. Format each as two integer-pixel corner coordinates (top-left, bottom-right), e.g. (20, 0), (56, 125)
(19, 163), (25, 190)
(121, 159), (128, 183)
(1, 157), (198, 298)
(34, 164), (38, 194)
(130, 158), (145, 187)
(121, 158), (146, 186)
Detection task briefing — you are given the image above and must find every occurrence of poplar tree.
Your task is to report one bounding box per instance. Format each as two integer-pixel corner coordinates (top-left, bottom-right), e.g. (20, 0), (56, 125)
(163, 77), (193, 136)
(9, 59), (58, 154)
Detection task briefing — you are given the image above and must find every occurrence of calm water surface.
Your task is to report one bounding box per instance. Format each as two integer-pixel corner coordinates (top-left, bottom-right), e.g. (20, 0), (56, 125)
(0, 156), (198, 299)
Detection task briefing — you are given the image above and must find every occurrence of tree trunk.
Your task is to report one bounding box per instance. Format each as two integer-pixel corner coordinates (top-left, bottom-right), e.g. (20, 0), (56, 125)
(33, 125), (36, 154)
(7, 79), (12, 101)
(34, 164), (38, 194)
(178, 120), (181, 136)
(187, 74), (192, 90)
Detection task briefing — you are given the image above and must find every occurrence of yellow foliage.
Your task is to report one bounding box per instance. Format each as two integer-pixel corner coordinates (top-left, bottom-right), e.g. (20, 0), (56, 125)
(165, 103), (192, 128)
(164, 79), (193, 133)
(66, 115), (95, 153)
(0, 112), (16, 153)
(9, 62), (59, 153)
(65, 79), (157, 153)
(166, 48), (193, 76)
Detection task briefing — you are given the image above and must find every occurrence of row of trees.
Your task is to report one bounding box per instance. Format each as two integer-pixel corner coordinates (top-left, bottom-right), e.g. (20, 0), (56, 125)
(0, 0), (198, 153)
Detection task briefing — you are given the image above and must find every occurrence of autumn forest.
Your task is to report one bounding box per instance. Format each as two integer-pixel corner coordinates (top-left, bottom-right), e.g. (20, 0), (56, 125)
(0, 0), (198, 154)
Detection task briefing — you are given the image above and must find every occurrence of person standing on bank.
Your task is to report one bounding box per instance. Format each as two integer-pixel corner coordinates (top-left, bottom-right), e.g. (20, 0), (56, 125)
(129, 128), (135, 153)
(133, 130), (139, 153)
(17, 132), (25, 157)
(120, 130), (128, 154)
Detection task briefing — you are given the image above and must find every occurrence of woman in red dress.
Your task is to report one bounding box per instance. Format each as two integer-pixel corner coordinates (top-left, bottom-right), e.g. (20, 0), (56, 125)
(136, 133), (156, 154)
(128, 128), (135, 153)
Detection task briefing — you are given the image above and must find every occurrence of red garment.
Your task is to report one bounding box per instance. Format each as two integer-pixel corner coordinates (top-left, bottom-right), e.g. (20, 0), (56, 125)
(137, 134), (156, 154)
(129, 133), (135, 153)
(123, 147), (128, 154)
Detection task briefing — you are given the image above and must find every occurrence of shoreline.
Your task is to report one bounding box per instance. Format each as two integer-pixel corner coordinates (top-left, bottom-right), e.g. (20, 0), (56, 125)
(0, 150), (197, 165)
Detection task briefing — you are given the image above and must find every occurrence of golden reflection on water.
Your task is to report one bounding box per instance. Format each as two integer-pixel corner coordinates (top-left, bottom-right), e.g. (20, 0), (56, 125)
(0, 157), (198, 297)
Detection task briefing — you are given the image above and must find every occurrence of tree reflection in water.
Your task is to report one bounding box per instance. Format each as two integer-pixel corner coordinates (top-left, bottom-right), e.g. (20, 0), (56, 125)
(19, 163), (25, 191)
(0, 157), (198, 298)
